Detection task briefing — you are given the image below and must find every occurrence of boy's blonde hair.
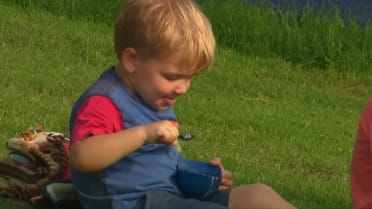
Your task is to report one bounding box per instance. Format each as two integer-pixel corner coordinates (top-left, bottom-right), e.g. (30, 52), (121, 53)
(114, 0), (215, 73)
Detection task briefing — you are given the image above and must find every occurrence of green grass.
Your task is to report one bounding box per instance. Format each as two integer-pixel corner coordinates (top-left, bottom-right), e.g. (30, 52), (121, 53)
(202, 0), (372, 73)
(0, 1), (371, 209)
(1, 0), (371, 74)
(0, 0), (121, 25)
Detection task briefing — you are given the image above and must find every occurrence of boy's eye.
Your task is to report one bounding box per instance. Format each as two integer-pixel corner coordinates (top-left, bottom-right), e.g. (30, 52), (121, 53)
(163, 73), (185, 81)
(164, 75), (178, 80)
(162, 72), (193, 81)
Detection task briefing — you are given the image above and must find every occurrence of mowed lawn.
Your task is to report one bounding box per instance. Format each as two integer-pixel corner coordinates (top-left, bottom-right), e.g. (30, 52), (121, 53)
(0, 3), (372, 209)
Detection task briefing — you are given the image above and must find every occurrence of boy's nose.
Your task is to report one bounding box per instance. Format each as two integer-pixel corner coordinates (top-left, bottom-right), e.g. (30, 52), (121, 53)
(174, 79), (191, 95)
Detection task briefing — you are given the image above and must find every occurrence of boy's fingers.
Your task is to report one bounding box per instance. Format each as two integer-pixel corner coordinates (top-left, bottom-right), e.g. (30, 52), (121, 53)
(170, 139), (179, 146)
(221, 174), (233, 186)
(210, 157), (223, 168)
(171, 121), (179, 128)
(223, 170), (233, 179)
(218, 185), (230, 191)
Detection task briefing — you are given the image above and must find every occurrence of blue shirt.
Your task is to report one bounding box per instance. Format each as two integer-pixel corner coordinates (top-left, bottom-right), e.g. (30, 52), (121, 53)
(69, 67), (182, 209)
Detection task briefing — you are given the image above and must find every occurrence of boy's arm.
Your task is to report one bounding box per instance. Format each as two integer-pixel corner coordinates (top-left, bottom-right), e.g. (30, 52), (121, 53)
(70, 96), (179, 172)
(71, 125), (147, 172)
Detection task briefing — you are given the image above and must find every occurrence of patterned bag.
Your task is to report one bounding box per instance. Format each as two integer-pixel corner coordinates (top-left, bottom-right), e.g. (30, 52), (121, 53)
(0, 125), (71, 204)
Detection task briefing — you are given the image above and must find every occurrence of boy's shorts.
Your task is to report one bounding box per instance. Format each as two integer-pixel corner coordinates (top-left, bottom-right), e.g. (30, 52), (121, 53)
(133, 189), (231, 209)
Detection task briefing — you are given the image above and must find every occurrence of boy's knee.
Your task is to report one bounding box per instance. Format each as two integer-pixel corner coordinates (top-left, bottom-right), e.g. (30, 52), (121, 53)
(249, 183), (275, 193)
(230, 184), (295, 209)
(232, 183), (277, 199)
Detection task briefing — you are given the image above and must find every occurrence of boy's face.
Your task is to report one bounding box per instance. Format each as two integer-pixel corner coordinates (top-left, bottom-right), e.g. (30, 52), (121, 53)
(128, 56), (193, 110)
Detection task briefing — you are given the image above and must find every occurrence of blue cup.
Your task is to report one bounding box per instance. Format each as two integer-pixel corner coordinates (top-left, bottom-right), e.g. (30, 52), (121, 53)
(175, 158), (221, 200)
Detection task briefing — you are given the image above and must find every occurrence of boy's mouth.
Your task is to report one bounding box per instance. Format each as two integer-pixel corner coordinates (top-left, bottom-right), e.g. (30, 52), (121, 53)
(164, 98), (176, 105)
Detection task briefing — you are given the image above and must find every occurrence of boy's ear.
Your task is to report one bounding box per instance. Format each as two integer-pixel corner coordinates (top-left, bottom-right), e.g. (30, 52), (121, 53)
(121, 48), (137, 73)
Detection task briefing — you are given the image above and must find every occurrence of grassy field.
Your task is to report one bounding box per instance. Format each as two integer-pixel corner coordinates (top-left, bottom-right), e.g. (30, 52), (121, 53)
(2, 0), (371, 74)
(0, 1), (371, 209)
(203, 0), (372, 73)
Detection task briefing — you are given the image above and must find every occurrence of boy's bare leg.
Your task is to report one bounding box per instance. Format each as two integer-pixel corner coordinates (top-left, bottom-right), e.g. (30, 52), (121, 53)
(229, 184), (296, 209)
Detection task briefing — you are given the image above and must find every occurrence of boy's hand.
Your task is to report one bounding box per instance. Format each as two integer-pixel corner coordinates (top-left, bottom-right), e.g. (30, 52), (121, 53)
(209, 157), (233, 191)
(144, 120), (179, 146)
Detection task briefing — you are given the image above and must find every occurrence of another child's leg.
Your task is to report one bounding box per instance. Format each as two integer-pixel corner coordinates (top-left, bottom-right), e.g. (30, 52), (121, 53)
(229, 184), (296, 209)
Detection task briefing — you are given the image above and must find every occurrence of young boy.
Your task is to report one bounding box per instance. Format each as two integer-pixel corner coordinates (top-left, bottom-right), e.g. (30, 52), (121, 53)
(351, 98), (372, 209)
(69, 0), (296, 208)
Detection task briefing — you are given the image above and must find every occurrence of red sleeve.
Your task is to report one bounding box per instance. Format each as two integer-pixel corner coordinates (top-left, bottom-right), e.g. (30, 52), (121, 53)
(71, 95), (123, 144)
(351, 99), (372, 209)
